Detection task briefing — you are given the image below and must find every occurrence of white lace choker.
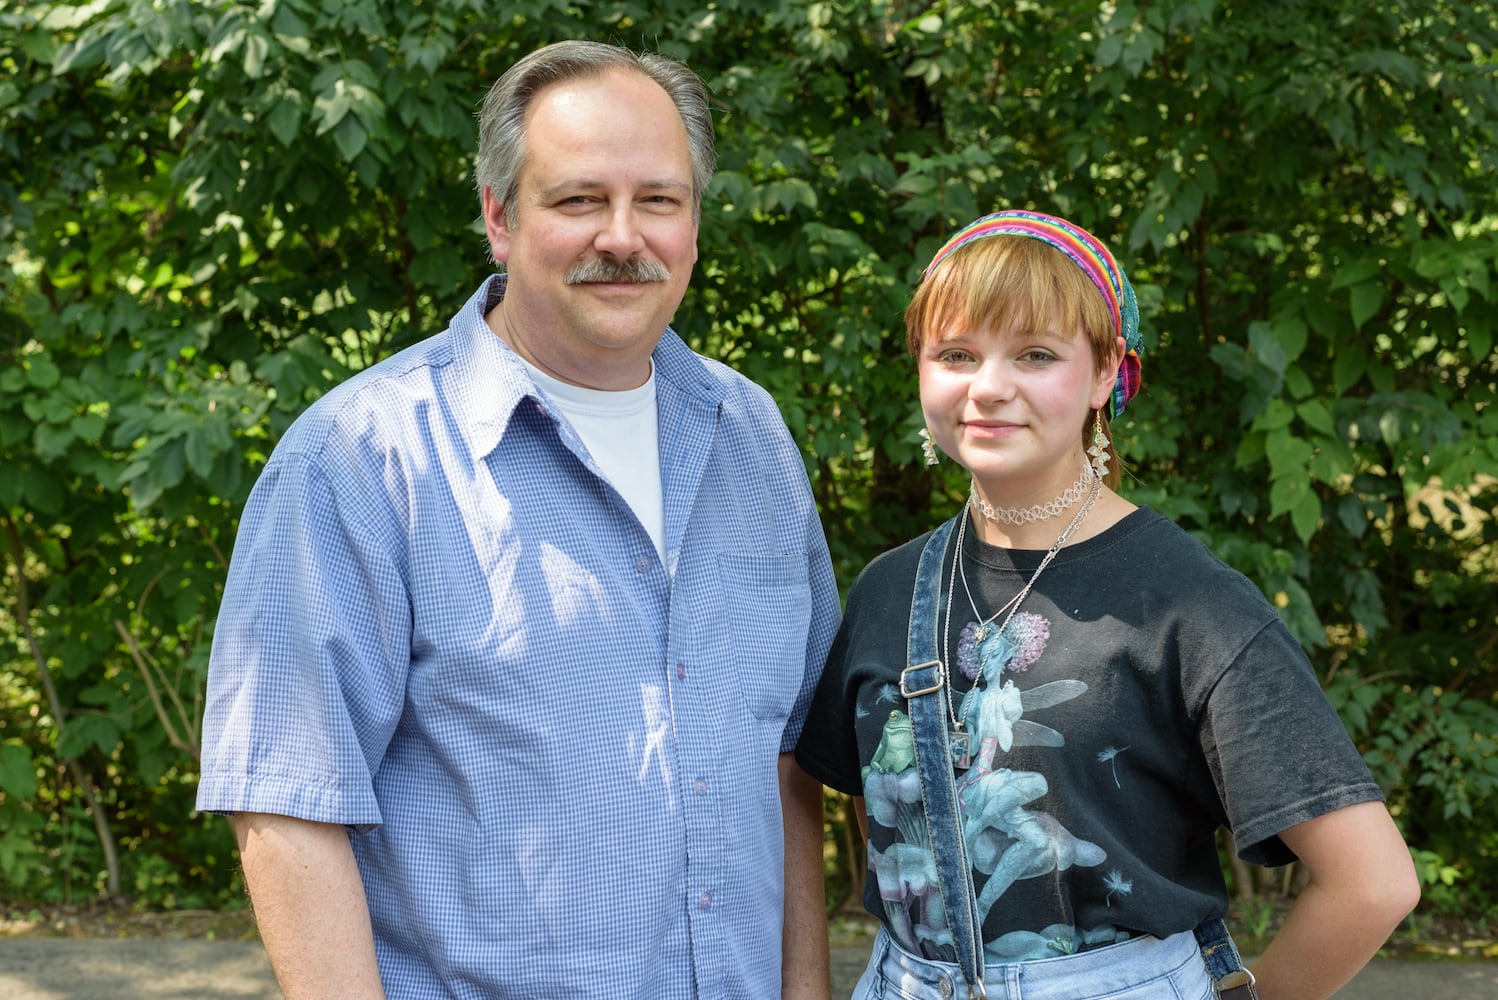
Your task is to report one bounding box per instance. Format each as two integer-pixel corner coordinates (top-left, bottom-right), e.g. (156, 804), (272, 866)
(969, 462), (1095, 526)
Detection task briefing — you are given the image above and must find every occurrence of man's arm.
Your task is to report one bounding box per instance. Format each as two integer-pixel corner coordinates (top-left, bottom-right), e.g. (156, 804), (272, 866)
(779, 753), (832, 1000)
(1245, 800), (1419, 999)
(233, 812), (386, 1000)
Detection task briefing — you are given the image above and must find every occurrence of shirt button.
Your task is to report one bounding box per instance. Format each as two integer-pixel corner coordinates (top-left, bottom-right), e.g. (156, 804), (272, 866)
(697, 891), (713, 910)
(634, 555), (651, 574)
(693, 778), (709, 795)
(675, 662), (687, 680)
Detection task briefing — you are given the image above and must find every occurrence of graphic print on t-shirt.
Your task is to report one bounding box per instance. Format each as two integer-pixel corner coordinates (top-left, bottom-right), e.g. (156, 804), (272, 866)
(861, 611), (1133, 963)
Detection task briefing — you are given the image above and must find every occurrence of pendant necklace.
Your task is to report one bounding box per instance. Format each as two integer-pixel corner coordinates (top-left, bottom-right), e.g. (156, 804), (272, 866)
(941, 466), (1100, 767)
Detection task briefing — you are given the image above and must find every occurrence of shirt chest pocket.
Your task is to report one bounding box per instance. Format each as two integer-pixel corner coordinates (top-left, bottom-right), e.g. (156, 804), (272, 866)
(716, 553), (813, 721)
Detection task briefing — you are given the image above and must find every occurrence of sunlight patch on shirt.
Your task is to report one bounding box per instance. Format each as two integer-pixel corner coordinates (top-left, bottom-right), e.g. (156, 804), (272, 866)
(537, 542), (608, 629)
(627, 682), (676, 810)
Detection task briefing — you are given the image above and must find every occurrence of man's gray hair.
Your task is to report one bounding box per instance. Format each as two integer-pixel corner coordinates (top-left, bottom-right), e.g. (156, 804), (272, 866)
(475, 40), (717, 224)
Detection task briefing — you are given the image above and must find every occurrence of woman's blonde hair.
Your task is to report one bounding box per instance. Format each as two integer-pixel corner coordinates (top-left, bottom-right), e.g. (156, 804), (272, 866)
(905, 235), (1123, 486)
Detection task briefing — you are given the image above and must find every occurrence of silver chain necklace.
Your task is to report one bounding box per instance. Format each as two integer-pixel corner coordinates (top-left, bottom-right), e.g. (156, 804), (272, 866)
(941, 471), (1101, 741)
(970, 461), (1093, 526)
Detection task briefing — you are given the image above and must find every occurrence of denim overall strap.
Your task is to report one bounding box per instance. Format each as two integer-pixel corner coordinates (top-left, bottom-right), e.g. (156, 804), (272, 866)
(900, 515), (987, 999)
(1194, 916), (1259, 999)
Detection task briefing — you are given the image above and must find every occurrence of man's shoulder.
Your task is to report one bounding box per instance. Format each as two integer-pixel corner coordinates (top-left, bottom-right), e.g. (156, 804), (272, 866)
(272, 276), (511, 463)
(659, 336), (774, 406)
(657, 333), (793, 439)
(276, 332), (457, 459)
(701, 356), (782, 413)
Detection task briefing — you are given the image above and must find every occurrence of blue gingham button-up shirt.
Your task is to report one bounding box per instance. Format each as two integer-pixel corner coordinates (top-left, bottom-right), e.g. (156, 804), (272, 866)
(197, 276), (841, 998)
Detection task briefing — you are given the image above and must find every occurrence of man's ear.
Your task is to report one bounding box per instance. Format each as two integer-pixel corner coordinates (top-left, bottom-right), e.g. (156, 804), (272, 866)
(481, 187), (511, 265)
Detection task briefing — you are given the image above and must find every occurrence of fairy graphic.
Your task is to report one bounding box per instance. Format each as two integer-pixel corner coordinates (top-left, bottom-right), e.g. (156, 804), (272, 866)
(862, 609), (1134, 962)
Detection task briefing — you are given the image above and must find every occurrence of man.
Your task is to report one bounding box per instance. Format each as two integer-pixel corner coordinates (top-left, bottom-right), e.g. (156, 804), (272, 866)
(197, 40), (840, 999)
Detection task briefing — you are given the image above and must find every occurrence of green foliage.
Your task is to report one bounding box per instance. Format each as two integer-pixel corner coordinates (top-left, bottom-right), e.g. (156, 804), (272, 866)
(2, 0), (1495, 922)
(1410, 847), (1467, 914)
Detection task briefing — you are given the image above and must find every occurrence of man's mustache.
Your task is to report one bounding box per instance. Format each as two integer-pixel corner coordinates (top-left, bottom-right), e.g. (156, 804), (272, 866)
(564, 257), (671, 284)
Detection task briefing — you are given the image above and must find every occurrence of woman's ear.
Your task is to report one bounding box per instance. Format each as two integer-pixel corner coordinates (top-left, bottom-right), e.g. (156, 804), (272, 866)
(1094, 334), (1127, 409)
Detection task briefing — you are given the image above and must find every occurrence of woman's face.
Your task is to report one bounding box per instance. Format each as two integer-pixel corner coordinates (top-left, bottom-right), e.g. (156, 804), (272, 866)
(919, 317), (1119, 500)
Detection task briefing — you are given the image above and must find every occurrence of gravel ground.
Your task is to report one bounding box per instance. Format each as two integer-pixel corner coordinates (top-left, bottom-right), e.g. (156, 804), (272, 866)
(1, 936), (1495, 999)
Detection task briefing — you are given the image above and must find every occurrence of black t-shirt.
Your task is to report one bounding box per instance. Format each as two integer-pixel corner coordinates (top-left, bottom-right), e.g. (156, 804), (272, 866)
(796, 507), (1382, 963)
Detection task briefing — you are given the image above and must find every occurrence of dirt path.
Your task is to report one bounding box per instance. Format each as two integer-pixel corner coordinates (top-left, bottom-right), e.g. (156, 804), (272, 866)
(1, 936), (1495, 999)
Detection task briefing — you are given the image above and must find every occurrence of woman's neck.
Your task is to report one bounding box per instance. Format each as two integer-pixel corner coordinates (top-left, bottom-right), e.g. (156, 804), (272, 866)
(969, 484), (1136, 550)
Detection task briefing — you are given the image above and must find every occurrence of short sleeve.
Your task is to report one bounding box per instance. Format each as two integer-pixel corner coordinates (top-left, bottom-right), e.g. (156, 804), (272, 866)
(195, 450), (411, 827)
(1198, 618), (1384, 866)
(781, 498), (842, 753)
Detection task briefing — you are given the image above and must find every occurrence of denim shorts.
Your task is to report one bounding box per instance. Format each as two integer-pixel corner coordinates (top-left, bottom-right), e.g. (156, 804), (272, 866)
(852, 926), (1216, 1000)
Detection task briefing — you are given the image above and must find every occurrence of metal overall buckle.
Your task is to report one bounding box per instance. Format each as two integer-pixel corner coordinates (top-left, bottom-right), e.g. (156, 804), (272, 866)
(899, 659), (945, 698)
(1215, 968), (1258, 1000)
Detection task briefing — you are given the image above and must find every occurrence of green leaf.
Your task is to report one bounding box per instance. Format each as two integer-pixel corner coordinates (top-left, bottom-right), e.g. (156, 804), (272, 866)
(1247, 321), (1288, 377)
(56, 715), (122, 759)
(271, 2), (311, 39)
(1269, 474), (1310, 518)
(1290, 490), (1320, 545)
(0, 410), (29, 449)
(1330, 258), (1381, 290)
(32, 422), (73, 461)
(1336, 495), (1368, 539)
(0, 745), (37, 800)
(1469, 324), (1493, 363)
(1333, 349), (1365, 392)
(313, 84), (353, 134)
(267, 98), (303, 147)
(1271, 318), (1308, 361)
(1265, 428), (1315, 480)
(69, 413), (106, 442)
(1440, 275), (1469, 313)
(243, 31), (270, 78)
(1296, 400), (1336, 436)
(1350, 283), (1382, 330)
(25, 355), (61, 389)
(1307, 435), (1355, 485)
(332, 115), (368, 161)
(1284, 363), (1313, 403)
(1251, 399), (1295, 432)
(1096, 33), (1123, 69)
(185, 426), (217, 478)
(22, 471), (65, 515)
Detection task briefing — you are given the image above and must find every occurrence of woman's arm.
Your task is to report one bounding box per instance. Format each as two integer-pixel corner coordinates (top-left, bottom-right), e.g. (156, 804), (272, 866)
(1246, 800), (1419, 999)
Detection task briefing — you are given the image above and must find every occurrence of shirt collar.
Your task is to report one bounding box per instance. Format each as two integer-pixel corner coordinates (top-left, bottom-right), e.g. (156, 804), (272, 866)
(446, 274), (725, 461)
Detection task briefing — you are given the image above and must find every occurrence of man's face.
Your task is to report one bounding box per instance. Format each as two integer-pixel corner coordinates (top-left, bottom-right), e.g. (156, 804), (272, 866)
(483, 68), (700, 389)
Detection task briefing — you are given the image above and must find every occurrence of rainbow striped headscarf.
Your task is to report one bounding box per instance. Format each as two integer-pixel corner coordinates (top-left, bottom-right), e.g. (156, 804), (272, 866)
(923, 209), (1143, 419)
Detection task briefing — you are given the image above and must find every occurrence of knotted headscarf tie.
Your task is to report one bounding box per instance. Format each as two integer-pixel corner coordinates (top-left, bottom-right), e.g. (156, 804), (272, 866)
(923, 209), (1143, 419)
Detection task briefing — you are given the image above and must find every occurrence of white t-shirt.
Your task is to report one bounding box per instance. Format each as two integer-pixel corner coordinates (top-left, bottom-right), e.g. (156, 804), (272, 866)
(524, 361), (665, 560)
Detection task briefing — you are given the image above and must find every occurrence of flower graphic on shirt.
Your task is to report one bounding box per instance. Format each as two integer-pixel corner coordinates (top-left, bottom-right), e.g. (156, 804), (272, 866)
(957, 612), (1051, 682)
(875, 682), (901, 705)
(1096, 745), (1129, 788)
(1103, 870), (1134, 907)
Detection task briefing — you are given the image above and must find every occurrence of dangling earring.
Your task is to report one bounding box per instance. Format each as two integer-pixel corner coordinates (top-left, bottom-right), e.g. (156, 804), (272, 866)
(919, 427), (940, 466)
(1087, 410), (1111, 479)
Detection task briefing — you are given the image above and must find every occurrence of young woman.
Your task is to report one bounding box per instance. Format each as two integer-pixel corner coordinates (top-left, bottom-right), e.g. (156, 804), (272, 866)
(796, 210), (1418, 999)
